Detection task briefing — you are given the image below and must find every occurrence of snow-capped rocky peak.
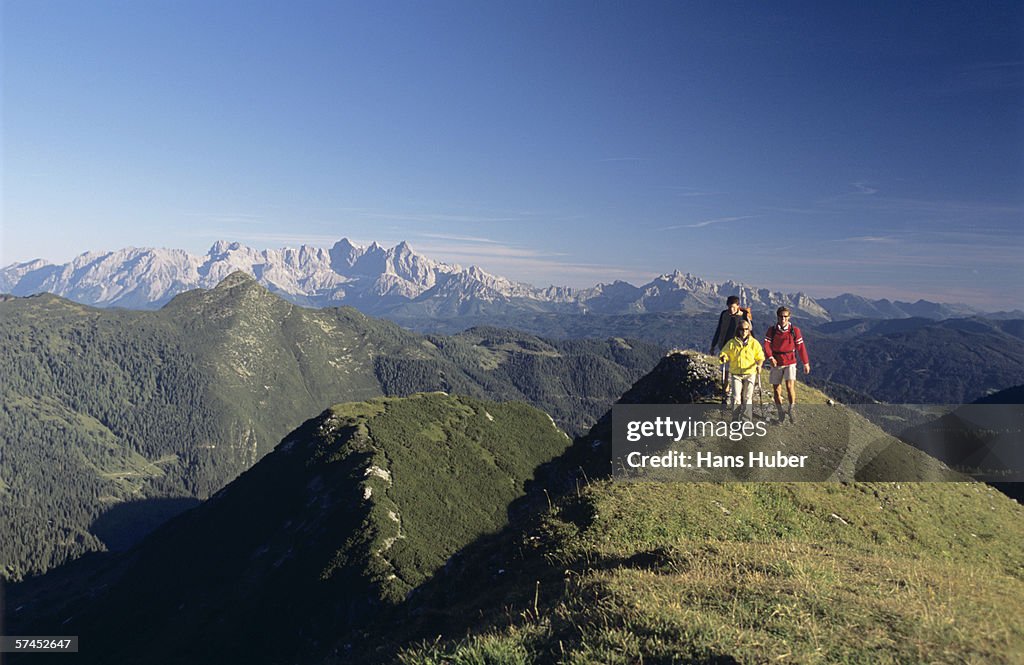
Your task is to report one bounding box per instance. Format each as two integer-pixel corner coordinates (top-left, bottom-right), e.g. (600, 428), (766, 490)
(792, 292), (830, 320)
(349, 242), (389, 277)
(385, 241), (441, 284)
(651, 271), (715, 293)
(328, 238), (364, 272)
(208, 240), (243, 257)
(0, 237), (836, 321)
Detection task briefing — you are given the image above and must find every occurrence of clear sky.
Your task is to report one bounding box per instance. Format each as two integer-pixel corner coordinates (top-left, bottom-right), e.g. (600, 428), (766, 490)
(3, 1), (1022, 308)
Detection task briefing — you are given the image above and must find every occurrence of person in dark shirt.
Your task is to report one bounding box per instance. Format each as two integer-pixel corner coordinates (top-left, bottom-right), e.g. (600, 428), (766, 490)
(709, 295), (751, 399)
(710, 296), (750, 354)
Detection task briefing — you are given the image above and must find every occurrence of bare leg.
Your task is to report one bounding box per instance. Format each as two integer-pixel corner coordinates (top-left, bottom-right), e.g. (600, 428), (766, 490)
(785, 380), (797, 405)
(785, 379), (798, 422)
(771, 383), (784, 422)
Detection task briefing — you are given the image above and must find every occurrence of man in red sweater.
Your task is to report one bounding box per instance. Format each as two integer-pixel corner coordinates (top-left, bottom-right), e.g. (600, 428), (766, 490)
(763, 307), (810, 423)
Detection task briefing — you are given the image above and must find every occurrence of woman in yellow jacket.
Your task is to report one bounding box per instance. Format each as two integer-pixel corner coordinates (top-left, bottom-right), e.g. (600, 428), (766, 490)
(718, 320), (765, 418)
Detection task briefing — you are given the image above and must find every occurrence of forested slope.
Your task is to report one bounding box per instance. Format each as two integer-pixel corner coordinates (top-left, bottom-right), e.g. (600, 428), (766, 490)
(0, 274), (661, 579)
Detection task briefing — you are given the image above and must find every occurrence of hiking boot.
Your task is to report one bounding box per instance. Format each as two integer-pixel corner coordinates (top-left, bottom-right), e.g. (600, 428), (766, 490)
(788, 405), (797, 424)
(775, 404), (786, 424)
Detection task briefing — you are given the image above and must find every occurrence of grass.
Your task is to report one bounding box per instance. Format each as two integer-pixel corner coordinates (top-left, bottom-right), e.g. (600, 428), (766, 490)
(389, 356), (1024, 664)
(541, 541), (1021, 664)
(395, 479), (1024, 664)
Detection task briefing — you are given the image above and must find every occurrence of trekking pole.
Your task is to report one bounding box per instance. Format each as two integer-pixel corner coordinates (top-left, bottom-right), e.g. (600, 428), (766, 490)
(720, 360), (728, 405)
(756, 365), (767, 420)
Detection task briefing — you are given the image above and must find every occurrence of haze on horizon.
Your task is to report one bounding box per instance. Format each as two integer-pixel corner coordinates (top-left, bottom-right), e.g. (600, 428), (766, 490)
(3, 1), (1022, 309)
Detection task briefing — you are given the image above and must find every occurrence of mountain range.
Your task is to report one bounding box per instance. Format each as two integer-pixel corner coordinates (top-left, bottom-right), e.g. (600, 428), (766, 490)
(0, 274), (662, 580)
(3, 268), (1021, 583)
(3, 238), (999, 321)
(4, 269), (1021, 584)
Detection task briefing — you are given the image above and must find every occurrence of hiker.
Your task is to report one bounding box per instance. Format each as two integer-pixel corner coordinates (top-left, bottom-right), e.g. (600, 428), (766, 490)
(709, 295), (752, 399)
(718, 319), (765, 420)
(709, 296), (751, 354)
(763, 306), (810, 423)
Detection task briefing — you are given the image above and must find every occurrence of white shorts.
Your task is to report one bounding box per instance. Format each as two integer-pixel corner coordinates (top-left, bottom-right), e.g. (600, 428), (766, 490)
(770, 364), (797, 384)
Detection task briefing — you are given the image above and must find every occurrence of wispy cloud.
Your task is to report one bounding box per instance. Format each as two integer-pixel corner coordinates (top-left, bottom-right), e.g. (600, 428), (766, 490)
(406, 237), (657, 288)
(355, 211), (530, 224)
(818, 182), (879, 203)
(415, 233), (502, 244)
(849, 229), (1024, 246)
(189, 231), (345, 248)
(832, 235), (899, 243)
(760, 206), (833, 216)
(660, 215), (755, 230)
(469, 257), (651, 288)
(787, 244), (1022, 270)
(910, 228), (1024, 242)
(811, 189), (1024, 217)
(850, 198), (1024, 216)
(413, 240), (568, 262)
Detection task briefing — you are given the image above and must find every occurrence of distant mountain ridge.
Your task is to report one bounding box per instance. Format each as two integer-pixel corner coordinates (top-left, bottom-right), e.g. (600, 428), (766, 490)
(7, 237), (970, 321)
(816, 293), (986, 320)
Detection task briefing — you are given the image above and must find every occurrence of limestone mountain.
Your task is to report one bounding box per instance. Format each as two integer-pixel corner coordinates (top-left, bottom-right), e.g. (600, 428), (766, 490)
(0, 274), (662, 579)
(6, 237), (991, 323)
(8, 239), (1018, 406)
(1, 238), (830, 320)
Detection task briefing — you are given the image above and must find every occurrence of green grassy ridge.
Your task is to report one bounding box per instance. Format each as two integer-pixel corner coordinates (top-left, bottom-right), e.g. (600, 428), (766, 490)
(10, 352), (1021, 664)
(360, 355), (1024, 664)
(546, 481), (1023, 575)
(322, 394), (572, 603)
(393, 479), (1024, 665)
(8, 393), (573, 665)
(0, 275), (661, 579)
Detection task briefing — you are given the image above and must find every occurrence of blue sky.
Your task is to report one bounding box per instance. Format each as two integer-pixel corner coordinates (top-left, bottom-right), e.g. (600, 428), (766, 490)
(3, 1), (1022, 308)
